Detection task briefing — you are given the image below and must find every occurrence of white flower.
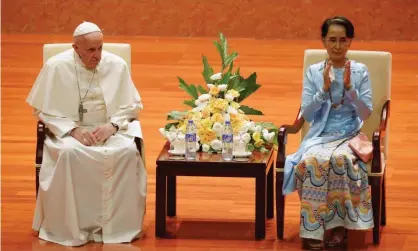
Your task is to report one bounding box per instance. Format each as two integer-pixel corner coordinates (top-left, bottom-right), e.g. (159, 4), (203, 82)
(228, 106), (238, 115)
(245, 121), (256, 132)
(255, 125), (262, 133)
(195, 99), (202, 106)
(210, 139), (223, 151)
(262, 129), (269, 137)
(242, 133), (251, 143)
(207, 84), (214, 89)
(225, 93), (234, 102)
(210, 72), (222, 81)
(218, 84), (227, 92)
(262, 129), (275, 143)
(239, 124), (249, 133)
(212, 122), (223, 137)
(202, 144), (210, 152)
(264, 132), (275, 143)
(198, 93), (211, 101)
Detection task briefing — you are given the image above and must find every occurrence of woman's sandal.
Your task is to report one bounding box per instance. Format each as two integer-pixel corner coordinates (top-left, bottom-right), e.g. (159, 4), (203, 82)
(302, 238), (324, 250)
(325, 228), (348, 248)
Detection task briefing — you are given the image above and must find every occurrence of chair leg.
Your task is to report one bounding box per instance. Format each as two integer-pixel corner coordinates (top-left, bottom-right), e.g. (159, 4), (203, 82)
(381, 172), (386, 226)
(36, 166), (40, 197)
(276, 172), (285, 239)
(371, 177), (382, 244)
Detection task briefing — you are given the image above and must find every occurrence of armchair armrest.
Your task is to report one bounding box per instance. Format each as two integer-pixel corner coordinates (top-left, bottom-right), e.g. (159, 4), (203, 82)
(277, 107), (305, 170)
(371, 100), (390, 174)
(36, 121), (47, 166)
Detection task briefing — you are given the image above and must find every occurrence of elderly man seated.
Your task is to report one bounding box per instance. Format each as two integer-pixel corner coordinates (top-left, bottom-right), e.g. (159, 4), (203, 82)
(26, 22), (147, 246)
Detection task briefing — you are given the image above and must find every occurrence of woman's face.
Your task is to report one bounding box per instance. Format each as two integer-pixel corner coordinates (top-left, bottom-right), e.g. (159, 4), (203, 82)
(323, 24), (352, 62)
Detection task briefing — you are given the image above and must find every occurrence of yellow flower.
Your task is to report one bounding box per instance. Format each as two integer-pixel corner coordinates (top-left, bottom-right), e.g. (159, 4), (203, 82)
(178, 120), (187, 133)
(230, 101), (240, 109)
(210, 98), (229, 112)
(253, 131), (261, 142)
(227, 89), (240, 98)
(200, 117), (213, 129)
(202, 106), (211, 118)
(198, 127), (217, 144)
(254, 140), (264, 148)
(209, 86), (220, 95)
(187, 111), (202, 120)
(211, 113), (224, 123)
(232, 120), (245, 134)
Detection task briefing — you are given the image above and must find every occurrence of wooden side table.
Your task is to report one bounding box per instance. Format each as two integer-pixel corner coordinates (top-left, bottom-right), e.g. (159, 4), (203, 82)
(155, 143), (275, 239)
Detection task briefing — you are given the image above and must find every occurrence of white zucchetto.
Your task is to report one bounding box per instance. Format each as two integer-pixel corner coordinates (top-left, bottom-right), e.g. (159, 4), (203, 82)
(73, 21), (102, 37)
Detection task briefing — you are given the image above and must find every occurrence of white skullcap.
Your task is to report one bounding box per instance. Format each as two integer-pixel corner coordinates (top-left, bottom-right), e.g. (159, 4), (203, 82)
(73, 21), (102, 37)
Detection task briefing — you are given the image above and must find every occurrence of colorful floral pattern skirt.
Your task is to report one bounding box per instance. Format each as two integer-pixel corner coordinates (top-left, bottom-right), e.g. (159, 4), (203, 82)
(295, 138), (374, 240)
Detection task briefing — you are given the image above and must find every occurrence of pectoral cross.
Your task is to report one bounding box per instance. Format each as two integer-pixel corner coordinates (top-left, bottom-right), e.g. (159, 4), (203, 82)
(78, 102), (87, 122)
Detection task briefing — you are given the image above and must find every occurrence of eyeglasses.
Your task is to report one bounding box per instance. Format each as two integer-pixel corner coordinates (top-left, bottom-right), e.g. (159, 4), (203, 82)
(325, 38), (351, 47)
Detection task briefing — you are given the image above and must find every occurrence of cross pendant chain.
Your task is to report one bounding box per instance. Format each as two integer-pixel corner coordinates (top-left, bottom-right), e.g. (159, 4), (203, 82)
(73, 55), (96, 123)
(78, 102), (87, 122)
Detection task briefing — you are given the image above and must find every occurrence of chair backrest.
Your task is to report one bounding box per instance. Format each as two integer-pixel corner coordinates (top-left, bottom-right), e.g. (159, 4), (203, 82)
(43, 43), (132, 72)
(301, 49), (392, 157)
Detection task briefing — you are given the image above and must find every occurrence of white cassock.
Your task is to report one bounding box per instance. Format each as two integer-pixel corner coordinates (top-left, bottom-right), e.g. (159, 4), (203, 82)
(26, 49), (147, 246)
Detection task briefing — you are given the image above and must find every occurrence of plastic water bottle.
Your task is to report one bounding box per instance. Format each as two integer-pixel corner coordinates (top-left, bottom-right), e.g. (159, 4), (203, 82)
(222, 120), (233, 161)
(185, 119), (197, 160)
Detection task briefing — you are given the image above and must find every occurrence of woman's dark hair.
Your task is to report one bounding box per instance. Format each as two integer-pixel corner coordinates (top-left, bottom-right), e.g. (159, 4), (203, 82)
(321, 16), (355, 38)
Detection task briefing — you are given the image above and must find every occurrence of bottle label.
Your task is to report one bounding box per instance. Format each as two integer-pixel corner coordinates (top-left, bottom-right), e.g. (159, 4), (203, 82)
(185, 133), (196, 142)
(222, 134), (233, 143)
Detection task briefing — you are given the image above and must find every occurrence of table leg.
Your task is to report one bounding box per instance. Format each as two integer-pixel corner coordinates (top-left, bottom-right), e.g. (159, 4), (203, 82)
(255, 172), (266, 239)
(155, 166), (167, 237)
(167, 175), (176, 217)
(267, 165), (274, 219)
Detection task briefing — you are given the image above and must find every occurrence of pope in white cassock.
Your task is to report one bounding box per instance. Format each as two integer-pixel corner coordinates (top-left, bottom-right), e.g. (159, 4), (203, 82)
(26, 22), (147, 246)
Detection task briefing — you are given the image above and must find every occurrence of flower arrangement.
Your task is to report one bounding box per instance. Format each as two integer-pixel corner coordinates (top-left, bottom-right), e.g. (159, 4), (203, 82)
(159, 33), (278, 153)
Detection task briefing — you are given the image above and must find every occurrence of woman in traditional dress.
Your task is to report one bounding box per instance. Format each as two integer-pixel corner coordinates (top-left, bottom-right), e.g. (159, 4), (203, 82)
(282, 16), (374, 250)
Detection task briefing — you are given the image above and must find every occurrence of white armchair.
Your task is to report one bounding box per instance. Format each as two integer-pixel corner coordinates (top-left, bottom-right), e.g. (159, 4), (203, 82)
(275, 49), (391, 244)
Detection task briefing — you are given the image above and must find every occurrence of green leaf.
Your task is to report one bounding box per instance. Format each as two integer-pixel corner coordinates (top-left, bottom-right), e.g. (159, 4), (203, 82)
(221, 71), (231, 86)
(164, 122), (179, 131)
(167, 111), (187, 120)
(227, 69), (245, 92)
(197, 85), (208, 94)
(228, 60), (234, 73)
(178, 77), (199, 99)
(247, 143), (255, 152)
(237, 73), (261, 102)
(219, 33), (228, 62)
(202, 56), (214, 84)
(213, 41), (225, 67)
(239, 105), (264, 115)
(223, 52), (238, 70)
(184, 99), (197, 108)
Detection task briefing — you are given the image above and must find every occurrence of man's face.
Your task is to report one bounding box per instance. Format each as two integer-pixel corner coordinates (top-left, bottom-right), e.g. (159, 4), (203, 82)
(72, 32), (103, 69)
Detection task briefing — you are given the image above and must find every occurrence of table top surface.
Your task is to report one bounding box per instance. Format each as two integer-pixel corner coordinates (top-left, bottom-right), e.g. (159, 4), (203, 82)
(156, 142), (274, 168)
